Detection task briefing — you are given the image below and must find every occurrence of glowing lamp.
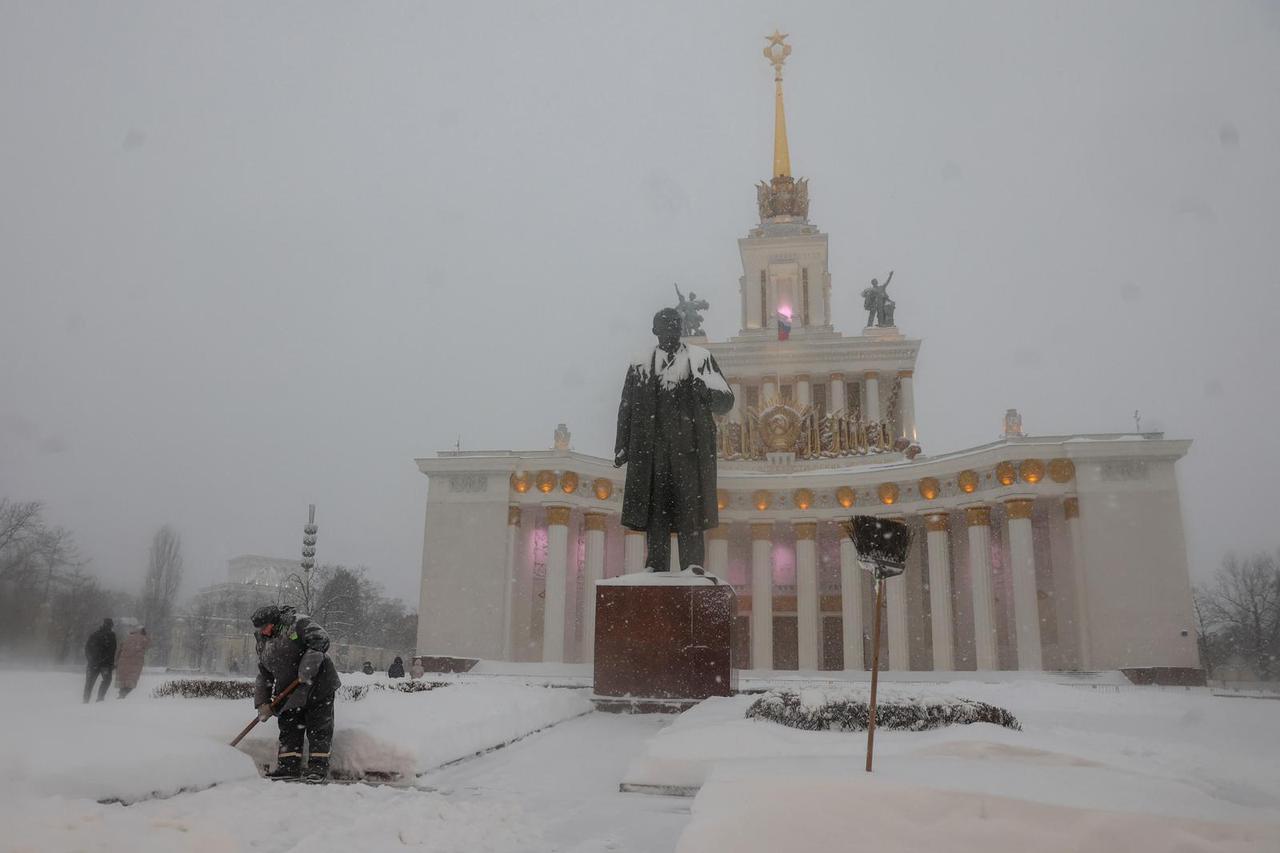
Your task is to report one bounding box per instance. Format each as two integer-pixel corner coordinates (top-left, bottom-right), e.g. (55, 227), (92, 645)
(593, 478), (613, 500)
(957, 470), (979, 494)
(560, 471), (579, 494)
(836, 486), (856, 509)
(878, 483), (900, 506)
(793, 488), (814, 511)
(511, 472), (531, 494)
(918, 477), (940, 500)
(995, 461), (1017, 487)
(1048, 458), (1076, 483)
(1019, 459), (1045, 485)
(717, 489), (730, 511)
(535, 470), (556, 494)
(752, 490), (773, 511)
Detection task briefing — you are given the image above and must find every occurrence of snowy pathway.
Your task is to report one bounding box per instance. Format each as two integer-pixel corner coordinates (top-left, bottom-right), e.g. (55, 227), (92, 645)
(421, 712), (691, 852)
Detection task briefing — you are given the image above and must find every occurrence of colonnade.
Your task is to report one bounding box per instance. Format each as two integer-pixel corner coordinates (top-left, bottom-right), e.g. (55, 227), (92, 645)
(506, 497), (1087, 671)
(726, 369), (916, 441)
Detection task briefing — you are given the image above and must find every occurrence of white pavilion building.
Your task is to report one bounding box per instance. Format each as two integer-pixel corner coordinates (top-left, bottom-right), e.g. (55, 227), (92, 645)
(414, 37), (1201, 679)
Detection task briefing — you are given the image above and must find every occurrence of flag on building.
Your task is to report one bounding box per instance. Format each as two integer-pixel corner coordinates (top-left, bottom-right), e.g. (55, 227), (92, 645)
(777, 310), (792, 340)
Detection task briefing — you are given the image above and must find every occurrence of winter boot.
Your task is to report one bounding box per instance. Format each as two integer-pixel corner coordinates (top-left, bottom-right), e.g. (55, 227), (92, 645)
(265, 755), (302, 780)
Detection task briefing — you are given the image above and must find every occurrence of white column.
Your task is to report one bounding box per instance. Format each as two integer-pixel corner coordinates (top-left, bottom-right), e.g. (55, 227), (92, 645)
(707, 525), (729, 580)
(542, 506), (571, 663)
(670, 535), (680, 571)
(623, 529), (645, 573)
(1005, 500), (1043, 670)
(863, 372), (881, 423)
(966, 506), (998, 670)
(829, 373), (846, 413)
(795, 521), (819, 670)
(885, 519), (909, 670)
(581, 513), (606, 664)
(796, 375), (811, 408)
(1065, 498), (1091, 669)
(839, 537), (864, 669)
(514, 508), (536, 661)
(730, 381), (743, 422)
(762, 376), (778, 402)
(925, 513), (954, 670)
(898, 370), (917, 443)
(750, 523), (773, 670)
(502, 506), (520, 661)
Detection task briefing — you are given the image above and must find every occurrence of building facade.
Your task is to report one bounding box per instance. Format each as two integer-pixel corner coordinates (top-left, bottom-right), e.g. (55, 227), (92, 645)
(414, 37), (1200, 675)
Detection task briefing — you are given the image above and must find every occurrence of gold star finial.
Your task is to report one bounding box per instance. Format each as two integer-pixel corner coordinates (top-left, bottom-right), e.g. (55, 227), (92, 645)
(763, 31), (791, 80)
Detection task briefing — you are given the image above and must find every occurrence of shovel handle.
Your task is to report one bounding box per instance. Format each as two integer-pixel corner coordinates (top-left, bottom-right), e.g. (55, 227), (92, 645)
(229, 678), (302, 747)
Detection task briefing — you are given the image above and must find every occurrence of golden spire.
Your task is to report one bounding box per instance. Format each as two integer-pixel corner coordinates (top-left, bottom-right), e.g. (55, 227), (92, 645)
(764, 30), (792, 178)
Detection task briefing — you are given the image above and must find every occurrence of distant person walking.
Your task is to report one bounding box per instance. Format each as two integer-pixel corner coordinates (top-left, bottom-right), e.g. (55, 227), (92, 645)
(388, 656), (405, 678)
(83, 618), (117, 703)
(361, 661), (374, 675)
(409, 658), (425, 680)
(251, 605), (342, 782)
(115, 626), (150, 698)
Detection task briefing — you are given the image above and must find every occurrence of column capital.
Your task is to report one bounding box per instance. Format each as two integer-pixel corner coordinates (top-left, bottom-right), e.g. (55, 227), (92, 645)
(508, 505), (522, 526)
(793, 521), (817, 540)
(750, 522), (774, 541)
(897, 369), (914, 379)
(794, 372), (811, 383)
(546, 506), (572, 526)
(583, 512), (608, 531)
(964, 505), (991, 527)
(707, 524), (729, 541)
(924, 513), (949, 533)
(863, 370), (879, 381)
(624, 528), (644, 537)
(1005, 498), (1034, 520)
(829, 371), (845, 381)
(1063, 496), (1080, 520)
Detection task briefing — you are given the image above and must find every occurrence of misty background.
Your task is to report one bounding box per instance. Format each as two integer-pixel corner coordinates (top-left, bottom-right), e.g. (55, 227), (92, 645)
(2, 1), (1278, 607)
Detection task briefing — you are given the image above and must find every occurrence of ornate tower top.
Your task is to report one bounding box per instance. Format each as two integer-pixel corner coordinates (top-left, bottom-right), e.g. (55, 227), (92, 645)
(757, 31), (809, 223)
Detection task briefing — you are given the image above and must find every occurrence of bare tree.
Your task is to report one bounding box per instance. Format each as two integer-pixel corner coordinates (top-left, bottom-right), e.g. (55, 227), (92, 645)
(1198, 551), (1280, 680)
(141, 525), (184, 665)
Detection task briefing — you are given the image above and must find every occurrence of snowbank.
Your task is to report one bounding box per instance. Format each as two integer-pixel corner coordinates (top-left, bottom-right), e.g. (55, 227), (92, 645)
(677, 769), (1280, 853)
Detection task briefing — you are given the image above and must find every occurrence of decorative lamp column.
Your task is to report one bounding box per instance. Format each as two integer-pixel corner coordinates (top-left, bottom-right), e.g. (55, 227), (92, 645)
(707, 525), (729, 579)
(623, 529), (645, 573)
(1065, 497), (1091, 669)
(794, 521), (819, 670)
(839, 533), (864, 669)
(898, 370), (917, 442)
(864, 372), (881, 423)
(1005, 499), (1043, 670)
(542, 506), (571, 663)
(884, 517), (909, 670)
(924, 513), (954, 670)
(750, 522), (774, 670)
(966, 506), (999, 670)
(580, 512), (607, 664)
(796, 374), (811, 408)
(829, 373), (846, 413)
(503, 506), (520, 662)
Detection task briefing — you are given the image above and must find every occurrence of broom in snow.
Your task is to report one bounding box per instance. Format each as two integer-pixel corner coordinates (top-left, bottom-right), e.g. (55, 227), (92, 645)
(842, 515), (912, 773)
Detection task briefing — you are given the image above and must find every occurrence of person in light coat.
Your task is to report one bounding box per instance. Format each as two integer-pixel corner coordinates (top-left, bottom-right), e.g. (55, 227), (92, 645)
(115, 626), (150, 698)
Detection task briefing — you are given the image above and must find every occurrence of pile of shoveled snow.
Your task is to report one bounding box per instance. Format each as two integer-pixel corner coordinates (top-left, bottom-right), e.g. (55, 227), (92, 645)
(746, 686), (1021, 732)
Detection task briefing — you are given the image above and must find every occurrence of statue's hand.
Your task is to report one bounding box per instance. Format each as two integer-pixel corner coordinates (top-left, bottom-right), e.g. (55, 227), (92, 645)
(614, 450), (627, 468)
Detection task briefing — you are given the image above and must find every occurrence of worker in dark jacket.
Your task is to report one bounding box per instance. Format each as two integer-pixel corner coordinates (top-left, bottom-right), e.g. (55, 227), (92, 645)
(251, 605), (342, 782)
(83, 618), (117, 703)
(387, 656), (404, 678)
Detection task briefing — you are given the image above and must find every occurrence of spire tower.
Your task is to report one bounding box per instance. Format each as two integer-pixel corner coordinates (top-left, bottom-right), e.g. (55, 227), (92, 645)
(765, 30), (792, 178)
(756, 31), (808, 223)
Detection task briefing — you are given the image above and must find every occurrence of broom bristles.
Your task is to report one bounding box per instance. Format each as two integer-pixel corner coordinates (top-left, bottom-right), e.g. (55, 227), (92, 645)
(842, 516), (913, 569)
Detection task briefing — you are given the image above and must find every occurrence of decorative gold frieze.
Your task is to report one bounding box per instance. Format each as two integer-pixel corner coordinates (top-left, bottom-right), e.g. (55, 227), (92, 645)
(925, 513), (949, 533)
(793, 488), (814, 510)
(1005, 499), (1034, 520)
(593, 478), (613, 500)
(1049, 458), (1076, 483)
(957, 470), (980, 494)
(878, 483), (900, 506)
(560, 471), (579, 495)
(918, 477), (940, 501)
(584, 512), (607, 532)
(535, 470), (556, 494)
(546, 506), (571, 526)
(995, 461), (1017, 487)
(750, 522), (773, 541)
(965, 506), (992, 526)
(1019, 459), (1046, 485)
(836, 486), (856, 509)
(794, 522), (817, 540)
(1064, 497), (1080, 520)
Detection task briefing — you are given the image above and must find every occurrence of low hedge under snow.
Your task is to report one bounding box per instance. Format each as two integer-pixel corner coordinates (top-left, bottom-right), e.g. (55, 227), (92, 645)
(746, 687), (1021, 733)
(152, 678), (449, 701)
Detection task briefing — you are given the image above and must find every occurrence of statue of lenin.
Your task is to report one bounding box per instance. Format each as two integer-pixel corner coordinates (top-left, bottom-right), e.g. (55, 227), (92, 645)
(614, 308), (735, 572)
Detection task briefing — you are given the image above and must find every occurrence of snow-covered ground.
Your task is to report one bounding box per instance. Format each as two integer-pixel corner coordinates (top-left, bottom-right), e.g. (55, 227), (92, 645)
(2, 670), (1279, 852)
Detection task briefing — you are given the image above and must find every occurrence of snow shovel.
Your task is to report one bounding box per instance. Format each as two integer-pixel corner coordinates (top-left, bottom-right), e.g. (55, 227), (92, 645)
(229, 678), (301, 747)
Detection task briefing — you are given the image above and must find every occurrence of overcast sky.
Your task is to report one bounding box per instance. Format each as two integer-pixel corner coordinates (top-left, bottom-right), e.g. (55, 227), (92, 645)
(2, 1), (1278, 604)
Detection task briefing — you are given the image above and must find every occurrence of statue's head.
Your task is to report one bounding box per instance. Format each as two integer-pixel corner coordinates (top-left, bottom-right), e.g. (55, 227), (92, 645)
(653, 307), (683, 349)
(871, 278), (879, 287)
(688, 291), (697, 299)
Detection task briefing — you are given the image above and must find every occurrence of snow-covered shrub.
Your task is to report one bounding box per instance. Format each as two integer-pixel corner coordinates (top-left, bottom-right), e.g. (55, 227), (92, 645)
(340, 681), (450, 701)
(152, 678), (256, 699)
(746, 687), (1020, 732)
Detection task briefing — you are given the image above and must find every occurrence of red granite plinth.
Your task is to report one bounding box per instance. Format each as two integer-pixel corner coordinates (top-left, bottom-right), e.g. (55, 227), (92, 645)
(593, 581), (737, 711)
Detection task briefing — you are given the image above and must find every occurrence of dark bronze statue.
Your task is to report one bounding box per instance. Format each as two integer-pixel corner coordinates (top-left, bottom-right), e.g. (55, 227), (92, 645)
(673, 283), (709, 337)
(615, 308), (734, 572)
(861, 270), (896, 327)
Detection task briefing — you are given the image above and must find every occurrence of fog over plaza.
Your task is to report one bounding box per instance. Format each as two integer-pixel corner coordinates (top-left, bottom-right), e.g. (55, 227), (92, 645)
(2, 1), (1278, 604)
